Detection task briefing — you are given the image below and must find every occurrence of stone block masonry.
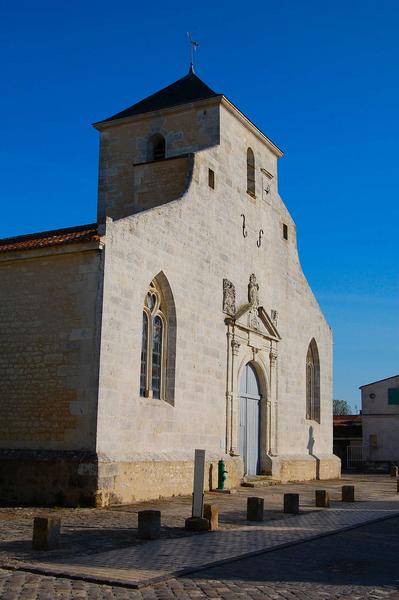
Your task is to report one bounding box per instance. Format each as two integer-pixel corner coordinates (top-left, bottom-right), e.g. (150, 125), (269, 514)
(138, 510), (161, 540)
(0, 247), (103, 452)
(32, 516), (61, 550)
(342, 485), (355, 502)
(284, 493), (299, 514)
(247, 497), (264, 521)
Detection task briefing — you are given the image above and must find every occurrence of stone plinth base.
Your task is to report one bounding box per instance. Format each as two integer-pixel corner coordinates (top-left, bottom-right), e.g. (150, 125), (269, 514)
(0, 450), (98, 507)
(315, 489), (330, 507)
(185, 517), (209, 532)
(138, 510), (161, 539)
(247, 497), (264, 521)
(95, 456), (243, 507)
(342, 485), (355, 502)
(0, 450), (243, 507)
(263, 453), (341, 482)
(284, 493), (299, 514)
(32, 516), (61, 550)
(203, 503), (219, 531)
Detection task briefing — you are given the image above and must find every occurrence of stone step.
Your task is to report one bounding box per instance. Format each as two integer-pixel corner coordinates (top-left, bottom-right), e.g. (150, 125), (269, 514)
(241, 477), (281, 488)
(244, 475), (273, 482)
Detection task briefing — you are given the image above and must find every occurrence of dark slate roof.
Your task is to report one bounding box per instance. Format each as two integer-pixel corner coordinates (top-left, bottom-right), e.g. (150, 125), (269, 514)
(99, 69), (220, 124)
(0, 223), (99, 253)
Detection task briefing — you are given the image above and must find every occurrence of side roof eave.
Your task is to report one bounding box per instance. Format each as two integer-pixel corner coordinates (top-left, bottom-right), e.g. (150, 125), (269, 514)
(359, 374), (399, 389)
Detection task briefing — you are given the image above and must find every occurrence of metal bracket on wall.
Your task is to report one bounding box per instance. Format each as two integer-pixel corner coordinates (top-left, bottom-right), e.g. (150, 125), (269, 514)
(241, 214), (248, 238)
(257, 229), (264, 247)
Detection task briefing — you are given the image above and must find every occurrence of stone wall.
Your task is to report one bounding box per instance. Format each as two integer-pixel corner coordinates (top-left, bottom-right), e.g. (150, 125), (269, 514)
(96, 456), (243, 506)
(0, 244), (103, 451)
(132, 154), (194, 214)
(94, 95), (339, 495)
(0, 449), (98, 506)
(96, 100), (220, 222)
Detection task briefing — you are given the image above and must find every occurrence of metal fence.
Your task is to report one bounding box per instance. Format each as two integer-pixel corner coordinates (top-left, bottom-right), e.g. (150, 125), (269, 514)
(346, 445), (363, 470)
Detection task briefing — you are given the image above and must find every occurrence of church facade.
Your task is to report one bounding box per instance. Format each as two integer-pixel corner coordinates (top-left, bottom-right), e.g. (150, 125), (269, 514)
(0, 70), (340, 506)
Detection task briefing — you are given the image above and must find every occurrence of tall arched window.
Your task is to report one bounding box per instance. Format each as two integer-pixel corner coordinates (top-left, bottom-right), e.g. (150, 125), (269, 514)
(247, 147), (255, 196)
(140, 276), (176, 402)
(306, 339), (320, 422)
(148, 134), (166, 161)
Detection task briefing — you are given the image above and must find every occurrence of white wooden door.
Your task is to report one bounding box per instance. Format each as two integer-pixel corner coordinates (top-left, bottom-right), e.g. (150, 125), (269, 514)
(239, 363), (261, 475)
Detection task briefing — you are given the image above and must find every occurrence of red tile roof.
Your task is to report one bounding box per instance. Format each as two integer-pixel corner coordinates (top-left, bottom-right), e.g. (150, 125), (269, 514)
(333, 415), (362, 425)
(0, 223), (100, 254)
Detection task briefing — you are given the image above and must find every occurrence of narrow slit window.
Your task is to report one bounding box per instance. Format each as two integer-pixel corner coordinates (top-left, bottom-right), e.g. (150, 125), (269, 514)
(148, 134), (166, 161)
(208, 168), (215, 189)
(283, 224), (288, 240)
(247, 148), (256, 197)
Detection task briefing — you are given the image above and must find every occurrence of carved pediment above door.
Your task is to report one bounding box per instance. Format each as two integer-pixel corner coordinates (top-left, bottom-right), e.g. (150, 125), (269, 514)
(224, 274), (281, 342)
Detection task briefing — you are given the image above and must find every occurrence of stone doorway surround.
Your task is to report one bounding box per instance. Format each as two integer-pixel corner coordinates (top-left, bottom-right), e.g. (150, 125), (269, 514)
(223, 274), (281, 476)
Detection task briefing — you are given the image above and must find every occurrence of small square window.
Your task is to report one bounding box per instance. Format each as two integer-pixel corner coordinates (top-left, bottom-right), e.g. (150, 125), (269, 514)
(208, 168), (215, 189)
(283, 223), (288, 240)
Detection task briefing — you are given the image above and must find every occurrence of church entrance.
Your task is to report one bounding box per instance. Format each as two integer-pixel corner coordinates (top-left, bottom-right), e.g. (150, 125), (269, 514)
(239, 362), (261, 475)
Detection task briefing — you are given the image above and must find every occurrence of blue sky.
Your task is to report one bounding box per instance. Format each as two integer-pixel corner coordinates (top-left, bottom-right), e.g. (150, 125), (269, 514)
(1, 0), (398, 410)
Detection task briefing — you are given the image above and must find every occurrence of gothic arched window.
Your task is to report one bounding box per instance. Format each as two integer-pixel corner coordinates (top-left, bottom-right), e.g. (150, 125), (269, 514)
(306, 339), (320, 422)
(140, 279), (168, 400)
(148, 134), (166, 161)
(247, 147), (255, 197)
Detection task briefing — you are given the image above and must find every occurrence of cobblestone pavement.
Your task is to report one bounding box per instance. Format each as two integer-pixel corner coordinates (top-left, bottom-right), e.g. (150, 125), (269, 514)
(13, 497), (399, 587)
(0, 474), (396, 565)
(1, 514), (399, 598)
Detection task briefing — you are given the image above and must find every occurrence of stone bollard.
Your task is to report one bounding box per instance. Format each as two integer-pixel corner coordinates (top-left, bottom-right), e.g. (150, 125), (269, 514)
(32, 516), (61, 550)
(342, 485), (355, 502)
(284, 493), (299, 514)
(185, 516), (209, 531)
(247, 497), (264, 521)
(138, 510), (161, 540)
(203, 503), (219, 531)
(390, 465), (398, 477)
(315, 490), (330, 508)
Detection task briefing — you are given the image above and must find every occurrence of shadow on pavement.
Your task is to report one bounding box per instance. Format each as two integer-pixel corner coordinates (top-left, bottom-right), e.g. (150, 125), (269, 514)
(188, 514), (399, 588)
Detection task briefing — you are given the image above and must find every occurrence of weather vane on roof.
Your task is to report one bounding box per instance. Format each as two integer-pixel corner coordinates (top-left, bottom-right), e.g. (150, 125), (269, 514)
(187, 32), (199, 73)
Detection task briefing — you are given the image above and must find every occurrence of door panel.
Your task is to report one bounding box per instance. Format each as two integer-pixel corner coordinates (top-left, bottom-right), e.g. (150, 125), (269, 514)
(239, 363), (261, 476)
(246, 396), (260, 475)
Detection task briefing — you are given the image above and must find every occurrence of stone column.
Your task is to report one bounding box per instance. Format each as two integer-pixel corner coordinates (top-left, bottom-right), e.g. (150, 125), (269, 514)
(229, 336), (240, 456)
(269, 346), (278, 455)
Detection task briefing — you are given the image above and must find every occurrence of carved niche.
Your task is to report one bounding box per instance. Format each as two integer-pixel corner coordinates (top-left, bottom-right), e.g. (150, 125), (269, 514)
(223, 279), (236, 315)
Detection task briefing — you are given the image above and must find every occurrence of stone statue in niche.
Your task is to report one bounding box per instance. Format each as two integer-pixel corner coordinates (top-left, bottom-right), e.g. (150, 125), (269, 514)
(248, 274), (260, 329)
(271, 309), (278, 325)
(223, 279), (236, 315)
(248, 273), (259, 308)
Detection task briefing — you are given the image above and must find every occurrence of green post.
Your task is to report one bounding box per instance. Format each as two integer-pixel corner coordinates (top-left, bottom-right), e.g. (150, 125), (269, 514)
(218, 459), (228, 490)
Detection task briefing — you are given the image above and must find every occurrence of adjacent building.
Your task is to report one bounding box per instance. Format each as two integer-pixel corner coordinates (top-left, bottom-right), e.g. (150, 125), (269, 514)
(360, 375), (399, 471)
